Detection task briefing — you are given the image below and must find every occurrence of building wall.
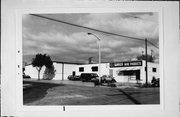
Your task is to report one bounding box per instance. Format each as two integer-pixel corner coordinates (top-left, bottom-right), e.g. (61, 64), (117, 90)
(24, 60), (159, 83)
(75, 63), (110, 76)
(24, 62), (78, 80)
(53, 63), (63, 80)
(109, 60), (159, 83)
(142, 61), (159, 83)
(25, 65), (46, 79)
(63, 63), (77, 80)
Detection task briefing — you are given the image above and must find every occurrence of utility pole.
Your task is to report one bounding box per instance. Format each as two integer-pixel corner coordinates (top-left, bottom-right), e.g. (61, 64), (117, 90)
(62, 63), (64, 80)
(145, 38), (148, 85)
(87, 33), (101, 84)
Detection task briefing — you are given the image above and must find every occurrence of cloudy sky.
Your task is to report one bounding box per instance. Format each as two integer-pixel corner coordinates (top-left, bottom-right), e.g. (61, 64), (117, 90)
(23, 12), (159, 64)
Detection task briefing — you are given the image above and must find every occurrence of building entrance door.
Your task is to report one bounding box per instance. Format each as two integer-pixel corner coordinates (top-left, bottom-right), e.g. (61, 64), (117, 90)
(109, 69), (113, 77)
(72, 71), (76, 76)
(135, 70), (140, 80)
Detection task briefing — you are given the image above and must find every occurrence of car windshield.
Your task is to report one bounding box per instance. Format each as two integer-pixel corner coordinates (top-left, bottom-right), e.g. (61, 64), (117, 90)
(81, 73), (98, 77)
(92, 74), (98, 77)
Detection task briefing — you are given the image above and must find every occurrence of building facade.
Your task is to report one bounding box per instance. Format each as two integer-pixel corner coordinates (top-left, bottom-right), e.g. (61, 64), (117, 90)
(25, 60), (159, 83)
(25, 61), (79, 80)
(109, 60), (159, 83)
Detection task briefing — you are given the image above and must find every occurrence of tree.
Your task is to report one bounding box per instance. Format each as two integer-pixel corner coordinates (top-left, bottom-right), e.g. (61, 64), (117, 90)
(32, 53), (53, 80)
(43, 65), (56, 80)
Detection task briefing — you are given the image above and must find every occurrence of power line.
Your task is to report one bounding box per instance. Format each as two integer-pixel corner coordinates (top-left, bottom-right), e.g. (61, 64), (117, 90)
(30, 14), (159, 49)
(104, 34), (159, 49)
(30, 14), (144, 41)
(147, 40), (159, 49)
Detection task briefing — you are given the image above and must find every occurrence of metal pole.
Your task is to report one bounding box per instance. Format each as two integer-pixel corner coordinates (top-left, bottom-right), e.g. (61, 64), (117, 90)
(98, 40), (101, 84)
(145, 38), (148, 85)
(62, 63), (64, 80)
(87, 33), (101, 83)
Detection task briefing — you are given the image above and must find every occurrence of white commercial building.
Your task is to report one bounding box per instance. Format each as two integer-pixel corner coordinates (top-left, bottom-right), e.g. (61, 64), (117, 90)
(25, 60), (159, 83)
(109, 60), (159, 83)
(25, 61), (79, 80)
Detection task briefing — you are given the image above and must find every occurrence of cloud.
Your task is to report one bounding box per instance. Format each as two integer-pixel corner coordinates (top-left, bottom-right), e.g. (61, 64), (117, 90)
(23, 27), (102, 63)
(81, 13), (158, 39)
(23, 13), (159, 64)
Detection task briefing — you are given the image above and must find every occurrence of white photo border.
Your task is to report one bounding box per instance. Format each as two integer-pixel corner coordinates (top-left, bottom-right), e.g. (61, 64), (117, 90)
(17, 7), (163, 110)
(1, 1), (179, 117)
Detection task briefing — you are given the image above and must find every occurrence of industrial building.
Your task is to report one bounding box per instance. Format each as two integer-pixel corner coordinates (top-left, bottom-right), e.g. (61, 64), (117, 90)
(25, 60), (159, 83)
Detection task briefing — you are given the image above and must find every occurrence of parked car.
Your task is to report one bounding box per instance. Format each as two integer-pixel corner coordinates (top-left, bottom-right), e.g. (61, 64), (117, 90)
(80, 73), (99, 82)
(151, 77), (160, 87)
(100, 75), (116, 84)
(67, 75), (80, 81)
(23, 74), (31, 79)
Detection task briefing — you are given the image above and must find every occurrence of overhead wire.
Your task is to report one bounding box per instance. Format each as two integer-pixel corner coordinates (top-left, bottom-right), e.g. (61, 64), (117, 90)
(147, 40), (159, 49)
(30, 14), (159, 49)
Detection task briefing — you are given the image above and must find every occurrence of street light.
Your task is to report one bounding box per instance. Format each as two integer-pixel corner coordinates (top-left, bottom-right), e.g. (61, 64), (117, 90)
(87, 33), (101, 84)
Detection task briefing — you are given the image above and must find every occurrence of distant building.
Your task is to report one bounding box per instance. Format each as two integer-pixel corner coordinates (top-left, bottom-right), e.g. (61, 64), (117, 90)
(25, 61), (79, 80)
(25, 60), (159, 83)
(75, 60), (159, 83)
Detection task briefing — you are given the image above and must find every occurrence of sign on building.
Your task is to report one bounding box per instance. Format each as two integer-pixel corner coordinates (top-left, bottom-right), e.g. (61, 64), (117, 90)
(110, 61), (142, 68)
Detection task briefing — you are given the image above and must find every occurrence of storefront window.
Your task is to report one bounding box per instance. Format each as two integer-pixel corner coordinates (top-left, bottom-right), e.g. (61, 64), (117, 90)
(117, 70), (140, 80)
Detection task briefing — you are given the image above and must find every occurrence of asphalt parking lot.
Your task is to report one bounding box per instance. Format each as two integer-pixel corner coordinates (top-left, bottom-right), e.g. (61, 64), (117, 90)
(23, 79), (160, 105)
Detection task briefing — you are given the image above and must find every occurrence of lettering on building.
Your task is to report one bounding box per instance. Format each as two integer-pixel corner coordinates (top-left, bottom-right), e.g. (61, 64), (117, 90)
(110, 61), (142, 68)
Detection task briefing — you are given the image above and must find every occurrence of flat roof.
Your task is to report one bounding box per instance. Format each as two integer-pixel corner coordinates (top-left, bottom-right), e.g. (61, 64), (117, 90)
(53, 61), (83, 65)
(25, 60), (158, 66)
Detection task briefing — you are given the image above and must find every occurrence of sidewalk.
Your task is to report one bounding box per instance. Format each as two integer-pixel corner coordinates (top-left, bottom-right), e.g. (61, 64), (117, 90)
(23, 78), (140, 89)
(23, 78), (95, 87)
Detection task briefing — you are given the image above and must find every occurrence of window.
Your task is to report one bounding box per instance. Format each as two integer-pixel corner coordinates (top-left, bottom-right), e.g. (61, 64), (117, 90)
(118, 71), (124, 76)
(79, 67), (84, 72)
(91, 66), (98, 72)
(152, 68), (156, 72)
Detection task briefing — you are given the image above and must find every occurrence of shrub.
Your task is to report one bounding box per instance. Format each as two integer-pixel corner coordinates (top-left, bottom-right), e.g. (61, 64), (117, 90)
(43, 64), (56, 80)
